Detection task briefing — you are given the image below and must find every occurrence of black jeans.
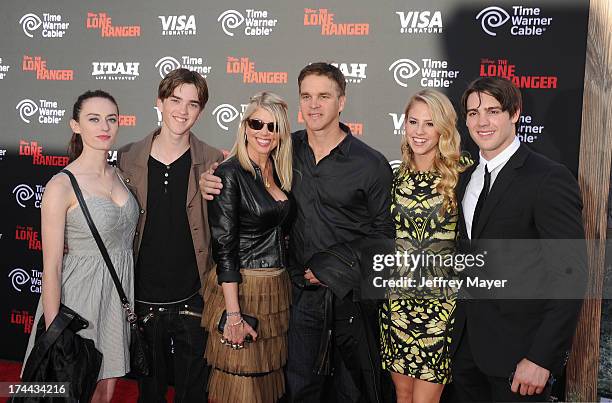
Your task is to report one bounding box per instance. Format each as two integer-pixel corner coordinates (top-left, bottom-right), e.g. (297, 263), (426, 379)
(135, 294), (208, 403)
(286, 285), (380, 403)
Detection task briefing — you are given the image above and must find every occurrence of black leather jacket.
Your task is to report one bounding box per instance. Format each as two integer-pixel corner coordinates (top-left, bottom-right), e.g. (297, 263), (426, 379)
(209, 156), (293, 284)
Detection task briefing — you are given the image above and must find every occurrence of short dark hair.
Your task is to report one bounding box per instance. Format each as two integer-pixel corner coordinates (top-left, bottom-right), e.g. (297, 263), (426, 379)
(460, 77), (522, 119)
(158, 68), (209, 109)
(297, 62), (346, 97)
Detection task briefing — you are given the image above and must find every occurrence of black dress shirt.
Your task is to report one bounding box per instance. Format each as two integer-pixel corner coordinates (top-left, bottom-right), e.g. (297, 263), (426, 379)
(288, 123), (395, 283)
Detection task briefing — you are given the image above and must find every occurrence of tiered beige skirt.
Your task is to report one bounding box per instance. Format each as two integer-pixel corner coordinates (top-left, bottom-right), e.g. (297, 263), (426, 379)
(202, 267), (291, 403)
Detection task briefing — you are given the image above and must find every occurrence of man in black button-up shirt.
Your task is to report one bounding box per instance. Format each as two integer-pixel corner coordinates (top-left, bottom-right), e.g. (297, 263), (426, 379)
(202, 63), (393, 402)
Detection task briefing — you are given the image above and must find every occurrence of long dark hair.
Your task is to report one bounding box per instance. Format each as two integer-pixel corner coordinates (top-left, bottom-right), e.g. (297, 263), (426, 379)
(68, 90), (119, 161)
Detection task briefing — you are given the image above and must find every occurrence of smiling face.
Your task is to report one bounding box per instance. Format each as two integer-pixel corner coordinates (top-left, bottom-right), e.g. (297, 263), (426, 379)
(404, 100), (440, 168)
(70, 97), (119, 152)
(466, 91), (519, 160)
(298, 74), (345, 134)
(156, 83), (202, 137)
(245, 107), (279, 160)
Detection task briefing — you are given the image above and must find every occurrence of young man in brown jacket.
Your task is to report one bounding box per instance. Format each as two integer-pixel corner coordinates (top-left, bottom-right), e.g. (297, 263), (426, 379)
(118, 68), (223, 402)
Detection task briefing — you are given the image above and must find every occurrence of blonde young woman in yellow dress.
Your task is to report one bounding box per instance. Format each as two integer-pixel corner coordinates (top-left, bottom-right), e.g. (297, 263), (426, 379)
(380, 89), (469, 403)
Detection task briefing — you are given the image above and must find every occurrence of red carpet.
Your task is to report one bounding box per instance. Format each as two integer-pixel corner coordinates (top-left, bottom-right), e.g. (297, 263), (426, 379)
(0, 360), (174, 402)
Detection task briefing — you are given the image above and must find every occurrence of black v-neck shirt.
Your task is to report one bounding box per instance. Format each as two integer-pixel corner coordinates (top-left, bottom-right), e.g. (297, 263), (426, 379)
(135, 149), (199, 302)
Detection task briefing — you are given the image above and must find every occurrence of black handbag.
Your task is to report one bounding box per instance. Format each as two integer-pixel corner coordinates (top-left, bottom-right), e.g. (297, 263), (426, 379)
(14, 304), (102, 402)
(217, 310), (259, 342)
(62, 169), (150, 377)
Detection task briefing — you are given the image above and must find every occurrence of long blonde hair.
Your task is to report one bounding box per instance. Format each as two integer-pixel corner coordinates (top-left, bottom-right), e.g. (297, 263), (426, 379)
(229, 91), (293, 191)
(400, 89), (465, 213)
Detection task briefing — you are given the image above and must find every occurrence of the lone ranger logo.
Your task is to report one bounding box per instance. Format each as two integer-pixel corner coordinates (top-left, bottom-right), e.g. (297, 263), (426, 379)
(19, 13), (69, 38)
(11, 310), (34, 334)
(396, 11), (443, 34)
(22, 55), (73, 81)
(86, 12), (141, 37)
(226, 57), (287, 84)
(155, 56), (212, 78)
(389, 58), (459, 88)
(304, 8), (369, 36)
(331, 63), (367, 84)
(159, 15), (196, 36)
(15, 225), (42, 251)
(218, 9), (277, 37)
(19, 140), (69, 167)
(16, 98), (66, 125)
(479, 58), (557, 89)
(92, 61), (140, 80)
(476, 6), (552, 37)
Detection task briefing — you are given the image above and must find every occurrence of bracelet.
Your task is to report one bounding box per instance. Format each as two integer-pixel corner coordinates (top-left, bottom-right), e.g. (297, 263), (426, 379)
(226, 311), (241, 317)
(228, 318), (244, 327)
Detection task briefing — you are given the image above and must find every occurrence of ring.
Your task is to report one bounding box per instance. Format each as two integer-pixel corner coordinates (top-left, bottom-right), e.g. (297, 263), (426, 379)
(220, 338), (227, 345)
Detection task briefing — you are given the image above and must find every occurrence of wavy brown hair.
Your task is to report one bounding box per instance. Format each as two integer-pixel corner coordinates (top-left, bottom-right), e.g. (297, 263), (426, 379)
(400, 89), (465, 213)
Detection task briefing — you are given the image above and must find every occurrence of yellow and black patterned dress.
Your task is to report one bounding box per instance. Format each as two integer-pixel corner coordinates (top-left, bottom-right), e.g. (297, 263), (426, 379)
(380, 166), (459, 384)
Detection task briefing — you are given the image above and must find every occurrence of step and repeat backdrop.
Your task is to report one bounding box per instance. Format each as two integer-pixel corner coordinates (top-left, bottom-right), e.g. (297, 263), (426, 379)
(0, 0), (590, 369)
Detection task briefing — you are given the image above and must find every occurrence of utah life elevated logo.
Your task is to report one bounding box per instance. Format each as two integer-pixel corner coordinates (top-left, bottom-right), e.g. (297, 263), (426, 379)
(331, 63), (367, 84)
(389, 58), (459, 88)
(92, 61), (140, 80)
(396, 11), (443, 34)
(19, 12), (69, 38)
(218, 9), (277, 37)
(476, 6), (552, 37)
(158, 15), (196, 36)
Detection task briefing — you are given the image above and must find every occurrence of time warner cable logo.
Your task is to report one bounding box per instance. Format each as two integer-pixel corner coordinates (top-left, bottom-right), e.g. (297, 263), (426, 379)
(218, 9), (277, 37)
(13, 184), (44, 208)
(8, 268), (30, 292)
(19, 12), (69, 38)
(8, 268), (42, 293)
(155, 56), (211, 78)
(212, 104), (240, 131)
(389, 59), (420, 87)
(476, 6), (552, 36)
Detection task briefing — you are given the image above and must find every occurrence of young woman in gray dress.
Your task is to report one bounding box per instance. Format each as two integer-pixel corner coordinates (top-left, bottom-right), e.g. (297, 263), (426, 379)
(22, 90), (138, 403)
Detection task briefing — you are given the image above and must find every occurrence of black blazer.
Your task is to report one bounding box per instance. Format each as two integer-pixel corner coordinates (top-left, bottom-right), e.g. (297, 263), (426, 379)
(452, 143), (586, 377)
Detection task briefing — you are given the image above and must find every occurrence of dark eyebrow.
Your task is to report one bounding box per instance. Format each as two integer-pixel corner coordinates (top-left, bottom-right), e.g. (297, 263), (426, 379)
(86, 113), (118, 117)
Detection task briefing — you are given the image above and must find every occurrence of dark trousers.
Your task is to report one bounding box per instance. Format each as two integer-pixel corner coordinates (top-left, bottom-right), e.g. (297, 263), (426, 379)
(286, 285), (380, 403)
(135, 294), (208, 403)
(452, 328), (552, 402)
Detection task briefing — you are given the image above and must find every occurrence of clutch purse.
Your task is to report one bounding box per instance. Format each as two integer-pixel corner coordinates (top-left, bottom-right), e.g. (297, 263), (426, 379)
(217, 310), (259, 342)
